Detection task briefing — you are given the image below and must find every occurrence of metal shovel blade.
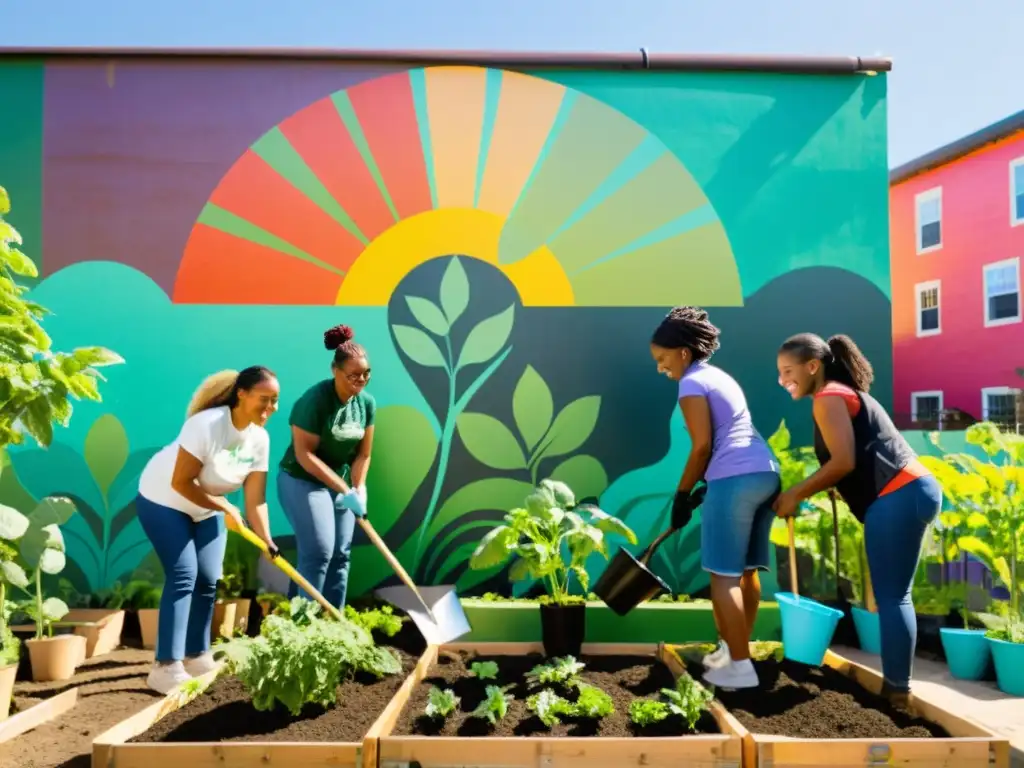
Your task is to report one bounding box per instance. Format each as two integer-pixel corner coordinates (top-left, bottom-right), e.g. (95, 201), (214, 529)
(375, 584), (472, 646)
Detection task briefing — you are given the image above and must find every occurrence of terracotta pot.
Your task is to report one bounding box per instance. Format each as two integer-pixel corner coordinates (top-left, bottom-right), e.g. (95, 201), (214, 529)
(0, 662), (16, 721)
(25, 634), (87, 682)
(67, 609), (126, 658)
(211, 601), (237, 640)
(226, 598), (251, 634)
(137, 609), (159, 650)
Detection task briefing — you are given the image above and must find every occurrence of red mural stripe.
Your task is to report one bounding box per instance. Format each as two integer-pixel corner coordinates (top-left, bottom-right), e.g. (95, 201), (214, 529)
(208, 150), (363, 271)
(279, 98), (395, 242)
(174, 224), (342, 305)
(348, 72), (433, 219)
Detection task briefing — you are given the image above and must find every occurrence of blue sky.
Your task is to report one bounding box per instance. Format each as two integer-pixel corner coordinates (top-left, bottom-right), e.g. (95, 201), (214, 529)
(2, 0), (1020, 167)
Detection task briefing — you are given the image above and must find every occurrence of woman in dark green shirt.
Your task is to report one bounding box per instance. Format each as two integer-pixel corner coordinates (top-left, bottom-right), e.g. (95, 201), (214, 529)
(277, 324), (376, 608)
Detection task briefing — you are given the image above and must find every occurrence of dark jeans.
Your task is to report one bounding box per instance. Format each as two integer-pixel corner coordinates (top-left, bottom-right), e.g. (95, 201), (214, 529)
(136, 494), (226, 662)
(864, 475), (943, 691)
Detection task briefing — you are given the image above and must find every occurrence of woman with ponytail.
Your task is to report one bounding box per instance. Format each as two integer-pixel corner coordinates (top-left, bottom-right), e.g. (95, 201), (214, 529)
(775, 333), (941, 701)
(136, 366), (280, 693)
(277, 325), (374, 612)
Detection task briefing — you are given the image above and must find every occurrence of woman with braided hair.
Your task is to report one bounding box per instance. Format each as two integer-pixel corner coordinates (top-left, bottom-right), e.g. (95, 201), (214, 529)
(650, 307), (780, 689)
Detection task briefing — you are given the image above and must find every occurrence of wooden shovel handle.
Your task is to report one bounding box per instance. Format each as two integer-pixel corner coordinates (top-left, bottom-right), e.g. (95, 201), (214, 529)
(787, 517), (799, 596)
(357, 518), (435, 618)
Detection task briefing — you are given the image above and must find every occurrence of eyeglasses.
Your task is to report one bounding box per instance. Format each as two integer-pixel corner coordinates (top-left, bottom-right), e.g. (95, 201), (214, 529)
(345, 370), (371, 383)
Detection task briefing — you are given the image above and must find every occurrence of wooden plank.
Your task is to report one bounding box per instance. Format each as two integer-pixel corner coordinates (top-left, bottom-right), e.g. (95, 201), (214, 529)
(0, 687), (79, 744)
(377, 642), (744, 768)
(102, 743), (359, 767)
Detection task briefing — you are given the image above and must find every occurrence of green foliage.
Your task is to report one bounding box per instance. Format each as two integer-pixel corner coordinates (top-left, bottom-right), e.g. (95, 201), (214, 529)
(344, 603), (403, 637)
(0, 184), (123, 450)
(526, 688), (573, 727)
(424, 686), (460, 719)
(526, 655), (585, 689)
(660, 673), (713, 730)
(123, 579), (162, 610)
(469, 684), (513, 725)
(629, 698), (670, 726)
(216, 599), (401, 716)
(572, 684), (615, 718)
(469, 479), (636, 603)
(469, 660), (499, 680)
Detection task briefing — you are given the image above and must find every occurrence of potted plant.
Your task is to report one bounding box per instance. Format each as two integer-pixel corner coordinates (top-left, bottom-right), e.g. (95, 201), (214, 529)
(0, 501), (30, 720)
(469, 479), (636, 657)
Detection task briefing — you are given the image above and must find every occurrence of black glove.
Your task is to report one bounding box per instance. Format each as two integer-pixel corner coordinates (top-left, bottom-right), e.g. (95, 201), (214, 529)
(265, 542), (281, 560)
(671, 484), (707, 530)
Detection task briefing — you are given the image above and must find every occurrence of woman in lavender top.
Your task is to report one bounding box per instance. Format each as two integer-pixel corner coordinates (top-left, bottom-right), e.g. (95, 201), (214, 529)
(650, 307), (780, 689)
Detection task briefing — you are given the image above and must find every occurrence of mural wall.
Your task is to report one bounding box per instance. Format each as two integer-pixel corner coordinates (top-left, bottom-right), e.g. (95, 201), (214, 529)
(0, 57), (891, 601)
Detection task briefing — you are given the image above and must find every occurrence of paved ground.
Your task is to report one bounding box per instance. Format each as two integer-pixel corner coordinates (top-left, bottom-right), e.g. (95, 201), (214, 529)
(835, 645), (1024, 767)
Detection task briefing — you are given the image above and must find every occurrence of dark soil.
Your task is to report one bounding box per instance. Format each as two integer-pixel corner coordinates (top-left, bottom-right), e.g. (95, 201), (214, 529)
(685, 656), (950, 739)
(130, 621), (425, 744)
(1, 648), (163, 768)
(392, 651), (721, 738)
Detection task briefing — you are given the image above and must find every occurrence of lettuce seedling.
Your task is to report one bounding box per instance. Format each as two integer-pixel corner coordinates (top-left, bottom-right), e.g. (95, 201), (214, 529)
(660, 673), (714, 730)
(572, 684), (614, 718)
(425, 686), (460, 719)
(344, 604), (403, 637)
(526, 656), (585, 688)
(469, 684), (513, 725)
(629, 699), (670, 726)
(469, 660), (499, 680)
(526, 689), (573, 727)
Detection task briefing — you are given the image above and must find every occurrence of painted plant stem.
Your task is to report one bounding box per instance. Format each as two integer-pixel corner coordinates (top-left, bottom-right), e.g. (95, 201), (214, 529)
(413, 347), (513, 572)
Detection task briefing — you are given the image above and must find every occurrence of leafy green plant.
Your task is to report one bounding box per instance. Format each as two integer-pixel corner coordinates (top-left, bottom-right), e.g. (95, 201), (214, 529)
(526, 689), (573, 727)
(424, 686), (460, 720)
(526, 656), (585, 688)
(660, 673), (713, 730)
(469, 479), (637, 604)
(469, 684), (513, 725)
(0, 184), (123, 451)
(124, 579), (161, 610)
(0, 500), (30, 660)
(344, 604), (403, 637)
(216, 600), (401, 716)
(469, 660), (499, 680)
(9, 498), (77, 639)
(629, 699), (670, 726)
(572, 684), (614, 718)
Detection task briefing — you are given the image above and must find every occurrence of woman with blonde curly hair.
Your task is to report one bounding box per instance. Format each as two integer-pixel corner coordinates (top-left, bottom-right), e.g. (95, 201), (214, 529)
(136, 366), (280, 693)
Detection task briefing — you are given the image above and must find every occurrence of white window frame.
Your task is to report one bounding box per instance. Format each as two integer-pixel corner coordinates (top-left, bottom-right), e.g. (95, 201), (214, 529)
(1011, 156), (1024, 227)
(981, 386), (1020, 421)
(911, 391), (944, 422)
(915, 187), (943, 254)
(983, 257), (1022, 328)
(915, 279), (942, 337)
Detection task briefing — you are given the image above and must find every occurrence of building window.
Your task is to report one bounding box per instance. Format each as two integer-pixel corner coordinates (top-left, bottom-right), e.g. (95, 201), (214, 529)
(983, 258), (1021, 327)
(911, 391), (943, 424)
(1012, 157), (1024, 226)
(915, 280), (941, 337)
(982, 387), (1020, 426)
(915, 188), (942, 253)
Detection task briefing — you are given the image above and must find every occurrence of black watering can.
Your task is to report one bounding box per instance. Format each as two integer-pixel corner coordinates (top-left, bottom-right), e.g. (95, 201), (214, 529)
(593, 485), (708, 616)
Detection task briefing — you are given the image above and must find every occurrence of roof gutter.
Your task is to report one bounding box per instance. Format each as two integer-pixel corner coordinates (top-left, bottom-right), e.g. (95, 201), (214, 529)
(0, 46), (892, 74)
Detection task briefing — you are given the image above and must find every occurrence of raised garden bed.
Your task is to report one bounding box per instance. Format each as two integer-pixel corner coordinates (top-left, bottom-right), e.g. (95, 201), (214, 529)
(376, 642), (744, 767)
(674, 644), (1010, 767)
(1, 647), (162, 768)
(460, 598), (781, 644)
(93, 618), (426, 768)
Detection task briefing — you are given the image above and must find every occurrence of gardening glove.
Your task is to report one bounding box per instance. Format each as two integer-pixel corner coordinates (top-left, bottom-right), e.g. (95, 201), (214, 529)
(264, 540), (281, 560)
(336, 487), (367, 518)
(671, 483), (707, 530)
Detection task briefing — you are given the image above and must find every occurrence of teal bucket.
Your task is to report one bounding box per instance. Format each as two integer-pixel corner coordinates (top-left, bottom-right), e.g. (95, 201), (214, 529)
(776, 592), (844, 666)
(940, 629), (990, 680)
(988, 637), (1024, 696)
(852, 605), (882, 654)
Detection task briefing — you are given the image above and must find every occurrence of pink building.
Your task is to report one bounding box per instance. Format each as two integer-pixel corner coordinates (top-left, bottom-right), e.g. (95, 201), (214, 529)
(890, 110), (1024, 429)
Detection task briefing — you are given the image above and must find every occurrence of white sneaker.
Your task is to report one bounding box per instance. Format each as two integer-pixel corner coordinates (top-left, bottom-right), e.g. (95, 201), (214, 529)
(146, 661), (192, 695)
(703, 642), (731, 670)
(184, 652), (220, 677)
(703, 659), (760, 690)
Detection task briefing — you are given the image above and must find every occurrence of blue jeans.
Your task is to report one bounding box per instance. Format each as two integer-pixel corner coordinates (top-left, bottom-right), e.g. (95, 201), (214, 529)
(277, 471), (356, 609)
(864, 475), (943, 692)
(700, 471), (781, 576)
(136, 494), (226, 662)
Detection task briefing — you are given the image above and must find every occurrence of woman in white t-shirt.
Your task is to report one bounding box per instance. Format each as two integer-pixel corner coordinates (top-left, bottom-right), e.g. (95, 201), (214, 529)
(136, 366), (280, 694)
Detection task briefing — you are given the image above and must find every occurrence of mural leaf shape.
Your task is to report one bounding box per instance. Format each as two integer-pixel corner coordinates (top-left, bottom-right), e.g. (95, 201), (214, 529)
(27, 497), (76, 528)
(84, 414), (129, 503)
(365, 405), (438, 537)
(392, 324), (449, 369)
(550, 455), (609, 502)
(513, 365), (553, 452)
(439, 255), (470, 326)
(456, 304), (515, 372)
(534, 395), (601, 462)
(456, 413), (528, 471)
(405, 296), (450, 337)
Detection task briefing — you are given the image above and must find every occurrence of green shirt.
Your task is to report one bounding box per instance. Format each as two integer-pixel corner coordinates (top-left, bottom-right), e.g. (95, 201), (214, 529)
(279, 379), (376, 484)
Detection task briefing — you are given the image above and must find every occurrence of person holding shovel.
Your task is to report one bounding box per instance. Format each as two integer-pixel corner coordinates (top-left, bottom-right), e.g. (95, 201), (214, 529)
(650, 307), (780, 689)
(136, 366), (281, 694)
(277, 324), (373, 611)
(774, 332), (941, 700)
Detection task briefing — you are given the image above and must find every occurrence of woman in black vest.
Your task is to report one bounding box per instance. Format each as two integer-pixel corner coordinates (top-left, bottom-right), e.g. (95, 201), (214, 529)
(773, 333), (941, 700)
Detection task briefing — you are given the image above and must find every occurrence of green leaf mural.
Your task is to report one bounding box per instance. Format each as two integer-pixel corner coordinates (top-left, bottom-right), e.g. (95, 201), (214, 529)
(392, 324), (448, 369)
(455, 413), (527, 470)
(535, 395), (601, 463)
(513, 365), (553, 452)
(7, 414), (159, 592)
(456, 304), (516, 371)
(439, 256), (470, 326)
(405, 296), (450, 337)
(549, 455), (608, 502)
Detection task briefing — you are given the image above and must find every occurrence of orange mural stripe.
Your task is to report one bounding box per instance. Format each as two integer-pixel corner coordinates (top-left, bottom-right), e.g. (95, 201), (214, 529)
(425, 67), (487, 209)
(208, 150), (363, 271)
(174, 224), (342, 305)
(279, 98), (395, 242)
(349, 72), (433, 220)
